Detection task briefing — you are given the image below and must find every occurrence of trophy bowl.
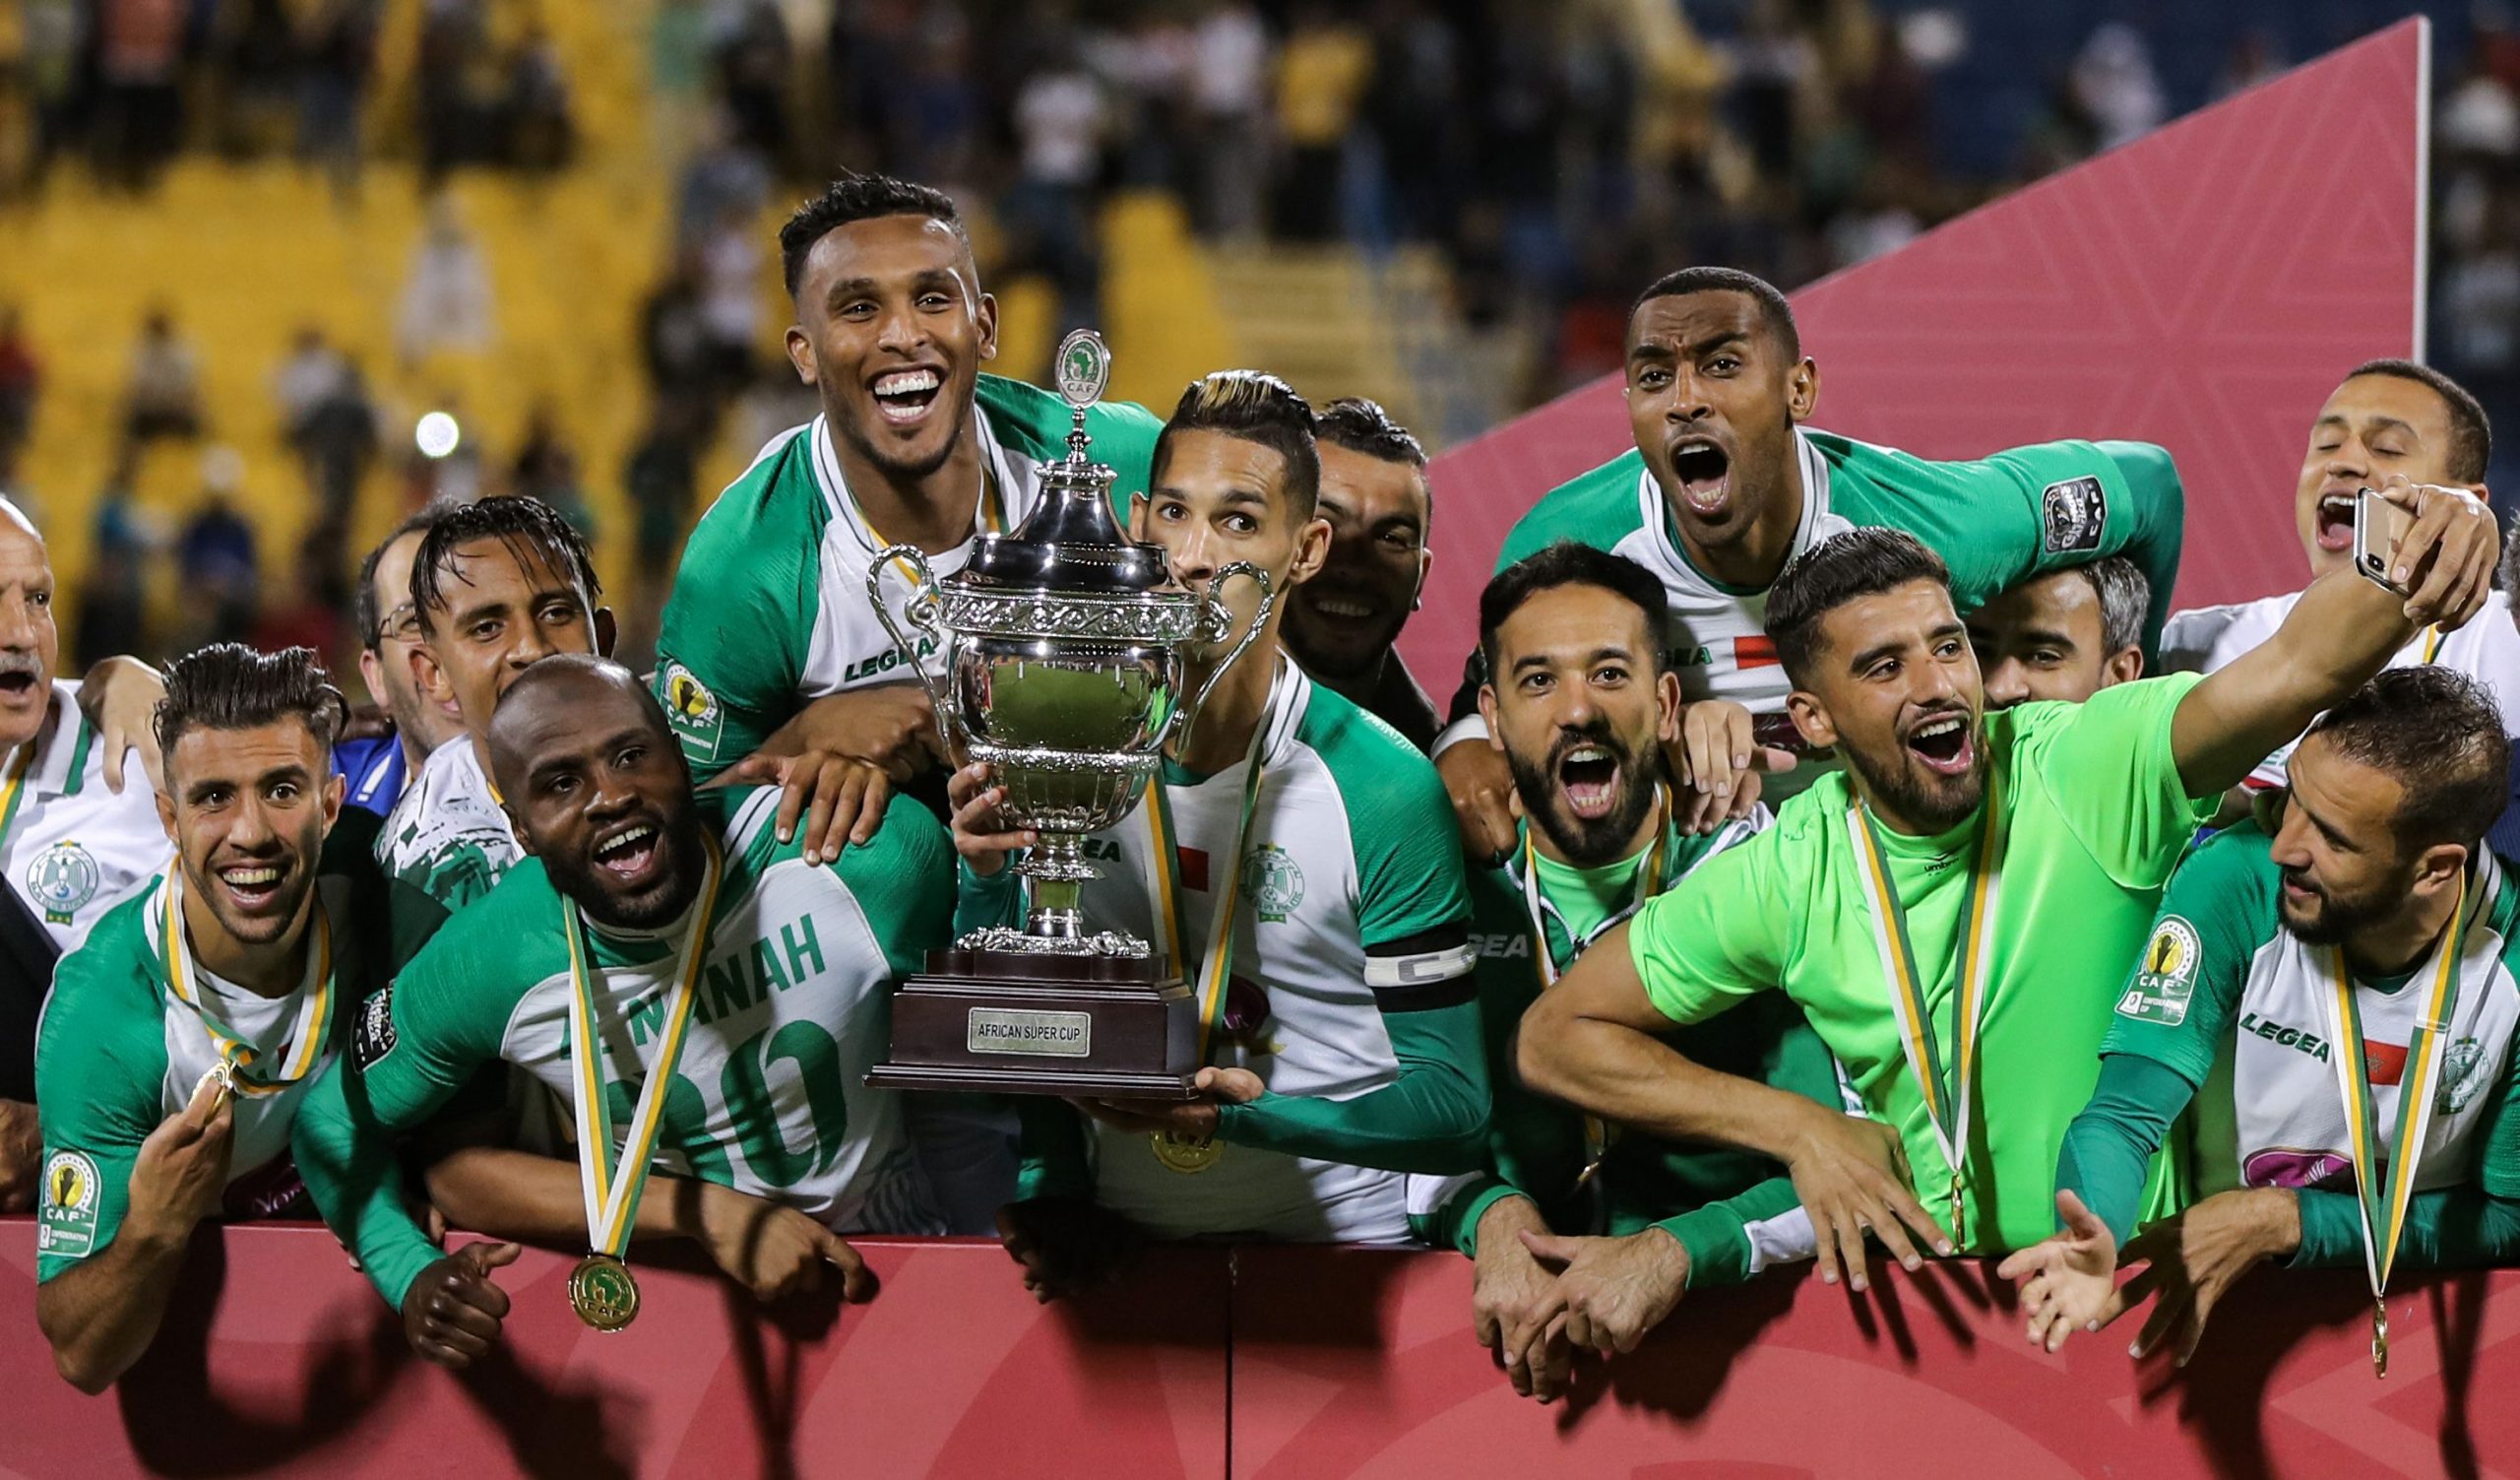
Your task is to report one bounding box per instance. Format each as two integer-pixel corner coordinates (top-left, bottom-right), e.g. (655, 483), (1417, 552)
(856, 329), (1273, 1096)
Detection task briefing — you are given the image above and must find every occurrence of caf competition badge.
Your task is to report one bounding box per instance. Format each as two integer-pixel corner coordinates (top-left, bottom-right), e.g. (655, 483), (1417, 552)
(569, 1253), (641, 1331)
(1151, 1131), (1224, 1175)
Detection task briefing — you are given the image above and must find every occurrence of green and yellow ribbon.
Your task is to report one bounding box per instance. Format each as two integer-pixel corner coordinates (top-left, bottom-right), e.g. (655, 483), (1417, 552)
(1144, 660), (1285, 1061)
(0, 739), (34, 849)
(563, 835), (724, 1258)
(1845, 770), (2005, 1248)
(2323, 862), (2477, 1368)
(159, 869), (335, 1096)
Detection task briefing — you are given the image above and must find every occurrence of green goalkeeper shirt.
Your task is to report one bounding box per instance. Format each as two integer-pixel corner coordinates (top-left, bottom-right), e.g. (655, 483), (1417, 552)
(1624, 676), (2220, 1253)
(1407, 807), (1840, 1288)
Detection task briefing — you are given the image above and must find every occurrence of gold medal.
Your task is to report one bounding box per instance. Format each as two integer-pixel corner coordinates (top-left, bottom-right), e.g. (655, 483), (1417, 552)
(2371, 1300), (2390, 1378)
(568, 1254), (640, 1331)
(1151, 1131), (1224, 1175)
(1950, 1173), (1967, 1250)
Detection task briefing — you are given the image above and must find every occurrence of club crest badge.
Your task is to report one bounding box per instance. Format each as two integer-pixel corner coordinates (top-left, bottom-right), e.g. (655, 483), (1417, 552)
(27, 841), (99, 926)
(2439, 1036), (2488, 1116)
(1241, 844), (1305, 924)
(2042, 476), (2108, 554)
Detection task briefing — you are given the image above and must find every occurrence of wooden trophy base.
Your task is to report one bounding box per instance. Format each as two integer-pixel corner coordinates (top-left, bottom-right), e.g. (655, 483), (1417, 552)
(865, 946), (1201, 1099)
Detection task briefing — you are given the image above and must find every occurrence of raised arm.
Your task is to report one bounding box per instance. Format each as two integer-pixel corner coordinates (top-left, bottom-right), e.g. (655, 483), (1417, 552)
(2172, 479), (2496, 796)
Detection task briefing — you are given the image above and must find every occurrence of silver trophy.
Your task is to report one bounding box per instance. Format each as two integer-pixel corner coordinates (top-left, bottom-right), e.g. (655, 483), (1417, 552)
(861, 330), (1271, 1096)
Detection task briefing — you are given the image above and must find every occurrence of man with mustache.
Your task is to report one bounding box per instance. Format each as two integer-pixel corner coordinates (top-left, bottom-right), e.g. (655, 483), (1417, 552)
(652, 173), (1162, 791)
(33, 645), (439, 1391)
(2006, 669), (2520, 1367)
(292, 657), (954, 1368)
(1964, 556), (2149, 710)
(0, 499), (190, 1215)
(1434, 266), (2187, 851)
(2161, 361), (2519, 804)
(1409, 542), (1836, 1403)
(956, 373), (1485, 1296)
(1520, 496), (2495, 1286)
(1281, 397), (1441, 750)
(331, 509), (467, 817)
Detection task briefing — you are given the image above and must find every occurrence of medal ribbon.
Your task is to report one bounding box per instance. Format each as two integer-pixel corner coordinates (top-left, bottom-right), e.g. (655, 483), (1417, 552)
(562, 836), (724, 1259)
(1520, 785), (1671, 1182)
(0, 740), (33, 851)
(859, 467), (1008, 589)
(159, 870), (335, 1096)
(1144, 660), (1285, 1061)
(2322, 865), (2474, 1323)
(1845, 770), (2005, 1245)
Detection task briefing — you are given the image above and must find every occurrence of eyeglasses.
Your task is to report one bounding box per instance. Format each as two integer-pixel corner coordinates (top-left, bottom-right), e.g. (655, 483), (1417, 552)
(374, 603), (421, 646)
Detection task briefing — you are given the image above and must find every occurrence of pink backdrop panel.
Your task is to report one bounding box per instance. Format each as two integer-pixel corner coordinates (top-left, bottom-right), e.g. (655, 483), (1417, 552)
(1406, 19), (2426, 687)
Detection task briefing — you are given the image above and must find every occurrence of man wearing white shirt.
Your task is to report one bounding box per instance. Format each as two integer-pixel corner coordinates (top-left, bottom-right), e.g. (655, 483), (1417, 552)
(2162, 360), (2515, 804)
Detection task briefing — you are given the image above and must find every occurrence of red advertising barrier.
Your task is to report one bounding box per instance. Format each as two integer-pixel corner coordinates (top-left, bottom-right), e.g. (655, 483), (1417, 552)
(1402, 19), (2427, 687)
(8, 1218), (2517, 1477)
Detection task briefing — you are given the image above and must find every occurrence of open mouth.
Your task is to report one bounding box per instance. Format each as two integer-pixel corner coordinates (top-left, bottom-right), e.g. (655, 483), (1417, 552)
(1300, 591), (1381, 622)
(0, 667), (37, 704)
(592, 820), (664, 888)
(869, 367), (943, 427)
(2314, 490), (2358, 552)
(1556, 742), (1622, 820)
(217, 860), (288, 913)
(1904, 711), (1975, 777)
(1670, 439), (1732, 517)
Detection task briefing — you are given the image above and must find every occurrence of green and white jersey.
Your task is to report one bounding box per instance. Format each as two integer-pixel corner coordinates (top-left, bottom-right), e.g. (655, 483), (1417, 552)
(34, 811), (430, 1280)
(299, 788), (958, 1308)
(376, 733), (516, 910)
(1442, 429), (2185, 800)
(2, 679), (168, 956)
(1068, 665), (1478, 1243)
(1626, 676), (2222, 1252)
(2164, 590), (2520, 791)
(2105, 825), (2520, 1200)
(653, 375), (1163, 778)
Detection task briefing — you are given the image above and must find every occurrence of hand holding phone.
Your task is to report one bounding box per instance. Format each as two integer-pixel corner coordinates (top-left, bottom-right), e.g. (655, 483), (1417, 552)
(2352, 486), (2417, 597)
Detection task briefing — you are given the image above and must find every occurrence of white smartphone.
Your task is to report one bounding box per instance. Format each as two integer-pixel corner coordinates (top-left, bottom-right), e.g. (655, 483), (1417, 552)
(2352, 487), (2416, 596)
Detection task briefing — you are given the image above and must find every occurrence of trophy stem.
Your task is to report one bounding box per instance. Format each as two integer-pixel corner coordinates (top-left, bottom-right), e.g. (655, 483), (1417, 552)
(1020, 833), (1096, 942)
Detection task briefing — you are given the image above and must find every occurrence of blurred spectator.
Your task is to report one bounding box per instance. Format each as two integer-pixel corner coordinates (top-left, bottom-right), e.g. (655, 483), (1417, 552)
(649, 0), (712, 180)
(676, 105), (774, 249)
(297, 361), (381, 520)
(716, 1), (794, 174)
(626, 401), (702, 601)
(1008, 32), (1108, 331)
(696, 206), (767, 389)
(18, 0), (79, 192)
(121, 308), (203, 448)
(414, 0), (499, 188)
(397, 196), (496, 365)
(503, 21), (574, 174)
(1189, 0), (1270, 240)
(176, 451), (260, 648)
(2071, 24), (2167, 153)
(93, 0), (185, 192)
(641, 251), (727, 412)
(296, 0), (378, 199)
(1273, 5), (1374, 241)
(214, 0), (300, 159)
(76, 461), (156, 668)
(274, 327), (351, 439)
(252, 523), (348, 664)
(0, 307), (38, 469)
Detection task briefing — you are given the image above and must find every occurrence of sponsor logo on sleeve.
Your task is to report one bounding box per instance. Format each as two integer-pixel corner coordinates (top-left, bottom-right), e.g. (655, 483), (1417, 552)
(37, 1150), (100, 1259)
(659, 660), (724, 760)
(2115, 916), (2200, 1026)
(353, 986), (399, 1069)
(2042, 476), (2108, 554)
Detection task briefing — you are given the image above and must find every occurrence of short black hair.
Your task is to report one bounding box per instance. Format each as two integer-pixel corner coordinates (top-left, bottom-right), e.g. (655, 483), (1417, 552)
(1154, 370), (1322, 518)
(353, 506), (447, 654)
(1314, 397), (1426, 471)
(1766, 527), (1952, 685)
(2345, 358), (2492, 484)
(1479, 542), (1670, 680)
(154, 643), (347, 771)
(1633, 266), (1800, 360)
(2304, 666), (2510, 853)
(779, 174), (971, 297)
(410, 495), (601, 635)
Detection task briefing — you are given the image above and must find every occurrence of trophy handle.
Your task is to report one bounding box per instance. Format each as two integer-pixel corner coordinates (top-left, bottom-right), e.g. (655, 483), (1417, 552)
(865, 545), (965, 754)
(1163, 561), (1276, 746)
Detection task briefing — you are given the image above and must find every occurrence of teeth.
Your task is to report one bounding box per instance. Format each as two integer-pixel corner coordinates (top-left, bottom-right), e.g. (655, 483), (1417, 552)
(598, 825), (654, 860)
(1565, 745), (1610, 765)
(222, 867), (281, 886)
(874, 369), (939, 398)
(1312, 598), (1373, 617)
(1915, 718), (1962, 740)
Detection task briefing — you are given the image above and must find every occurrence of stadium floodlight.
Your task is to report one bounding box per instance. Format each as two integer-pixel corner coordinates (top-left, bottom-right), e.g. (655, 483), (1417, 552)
(415, 412), (462, 459)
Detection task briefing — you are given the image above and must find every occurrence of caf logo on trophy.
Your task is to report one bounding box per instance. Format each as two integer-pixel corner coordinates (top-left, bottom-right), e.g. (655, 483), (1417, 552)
(861, 329), (1272, 1097)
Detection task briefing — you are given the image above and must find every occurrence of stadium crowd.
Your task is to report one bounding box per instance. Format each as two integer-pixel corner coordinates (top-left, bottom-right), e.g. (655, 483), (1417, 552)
(1, 157), (2516, 1412)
